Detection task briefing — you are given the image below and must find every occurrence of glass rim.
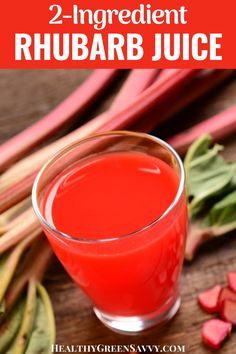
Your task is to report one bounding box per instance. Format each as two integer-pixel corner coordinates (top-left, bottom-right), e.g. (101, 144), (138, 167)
(32, 130), (185, 243)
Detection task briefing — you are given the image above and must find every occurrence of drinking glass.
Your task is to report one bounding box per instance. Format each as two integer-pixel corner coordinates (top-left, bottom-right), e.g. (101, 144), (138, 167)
(32, 131), (187, 334)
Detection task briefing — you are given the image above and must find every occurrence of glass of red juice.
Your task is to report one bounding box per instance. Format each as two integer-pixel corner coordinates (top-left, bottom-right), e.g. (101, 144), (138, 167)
(32, 131), (187, 334)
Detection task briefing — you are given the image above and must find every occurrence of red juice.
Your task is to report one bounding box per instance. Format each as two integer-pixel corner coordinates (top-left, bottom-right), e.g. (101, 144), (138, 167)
(43, 151), (187, 316)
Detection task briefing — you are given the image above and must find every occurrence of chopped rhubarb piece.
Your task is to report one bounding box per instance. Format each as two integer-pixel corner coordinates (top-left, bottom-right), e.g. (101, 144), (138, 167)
(198, 285), (222, 313)
(227, 272), (236, 293)
(220, 300), (236, 326)
(218, 288), (236, 309)
(202, 319), (232, 349)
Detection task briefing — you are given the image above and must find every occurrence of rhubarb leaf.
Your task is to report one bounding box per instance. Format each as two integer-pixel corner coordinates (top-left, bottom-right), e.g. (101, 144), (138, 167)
(1, 283), (55, 354)
(185, 134), (236, 260)
(6, 280), (37, 354)
(184, 134), (236, 216)
(184, 133), (212, 177)
(204, 190), (236, 228)
(0, 300), (25, 354)
(25, 284), (56, 354)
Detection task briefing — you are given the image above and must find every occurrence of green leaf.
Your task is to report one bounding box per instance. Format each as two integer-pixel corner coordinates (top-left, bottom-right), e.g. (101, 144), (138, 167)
(6, 280), (37, 354)
(185, 134), (236, 260)
(0, 300), (25, 354)
(204, 190), (236, 227)
(184, 134), (236, 216)
(25, 284), (56, 354)
(1, 282), (55, 354)
(184, 133), (213, 179)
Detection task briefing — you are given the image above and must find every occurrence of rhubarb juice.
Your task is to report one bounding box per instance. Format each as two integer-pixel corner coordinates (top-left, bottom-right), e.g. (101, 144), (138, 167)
(33, 131), (187, 332)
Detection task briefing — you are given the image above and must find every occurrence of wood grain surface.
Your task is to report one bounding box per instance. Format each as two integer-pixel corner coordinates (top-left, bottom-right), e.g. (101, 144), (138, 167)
(0, 70), (236, 354)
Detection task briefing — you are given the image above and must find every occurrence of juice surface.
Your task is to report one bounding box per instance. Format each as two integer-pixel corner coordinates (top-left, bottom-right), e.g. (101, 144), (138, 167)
(43, 150), (187, 316)
(44, 151), (179, 239)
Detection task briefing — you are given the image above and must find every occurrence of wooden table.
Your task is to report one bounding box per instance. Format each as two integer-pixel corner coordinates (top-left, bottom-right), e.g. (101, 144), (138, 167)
(0, 70), (236, 354)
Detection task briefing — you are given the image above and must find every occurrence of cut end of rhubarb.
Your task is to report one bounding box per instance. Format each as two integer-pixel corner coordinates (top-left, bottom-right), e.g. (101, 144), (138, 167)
(202, 319), (232, 349)
(220, 300), (236, 326)
(227, 272), (236, 293)
(198, 285), (222, 313)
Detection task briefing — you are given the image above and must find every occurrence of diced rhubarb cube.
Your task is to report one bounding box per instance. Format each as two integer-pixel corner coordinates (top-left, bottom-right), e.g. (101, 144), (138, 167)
(218, 287), (236, 310)
(220, 300), (236, 326)
(198, 285), (222, 313)
(202, 319), (232, 349)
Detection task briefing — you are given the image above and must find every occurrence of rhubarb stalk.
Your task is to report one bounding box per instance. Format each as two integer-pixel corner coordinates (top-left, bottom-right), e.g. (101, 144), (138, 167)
(4, 238), (52, 313)
(110, 69), (159, 111)
(0, 231), (41, 303)
(0, 172), (38, 214)
(0, 206), (35, 235)
(185, 220), (236, 261)
(0, 197), (31, 234)
(0, 69), (199, 212)
(133, 69), (234, 134)
(0, 69), (159, 194)
(0, 69), (159, 193)
(0, 69), (119, 172)
(169, 103), (236, 155)
(0, 211), (40, 254)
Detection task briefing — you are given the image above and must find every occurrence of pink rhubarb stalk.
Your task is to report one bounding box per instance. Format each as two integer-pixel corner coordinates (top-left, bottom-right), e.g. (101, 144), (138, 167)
(110, 69), (159, 111)
(169, 103), (236, 155)
(4, 238), (52, 313)
(134, 69), (234, 133)
(0, 69), (119, 172)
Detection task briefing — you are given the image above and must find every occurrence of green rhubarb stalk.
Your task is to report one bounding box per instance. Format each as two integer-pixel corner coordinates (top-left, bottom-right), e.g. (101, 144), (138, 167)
(0, 197), (31, 235)
(0, 213), (40, 255)
(0, 232), (40, 303)
(4, 238), (52, 313)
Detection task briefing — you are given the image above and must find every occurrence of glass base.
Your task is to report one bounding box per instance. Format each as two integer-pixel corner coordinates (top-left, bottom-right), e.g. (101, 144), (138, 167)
(93, 297), (181, 335)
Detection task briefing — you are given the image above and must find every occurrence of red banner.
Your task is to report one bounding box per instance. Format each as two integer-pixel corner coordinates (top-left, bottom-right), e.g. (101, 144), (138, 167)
(0, 0), (235, 68)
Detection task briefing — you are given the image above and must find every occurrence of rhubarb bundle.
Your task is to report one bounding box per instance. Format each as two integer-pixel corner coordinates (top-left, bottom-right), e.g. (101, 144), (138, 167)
(0, 68), (163, 353)
(0, 69), (120, 172)
(184, 134), (236, 260)
(1, 69), (234, 213)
